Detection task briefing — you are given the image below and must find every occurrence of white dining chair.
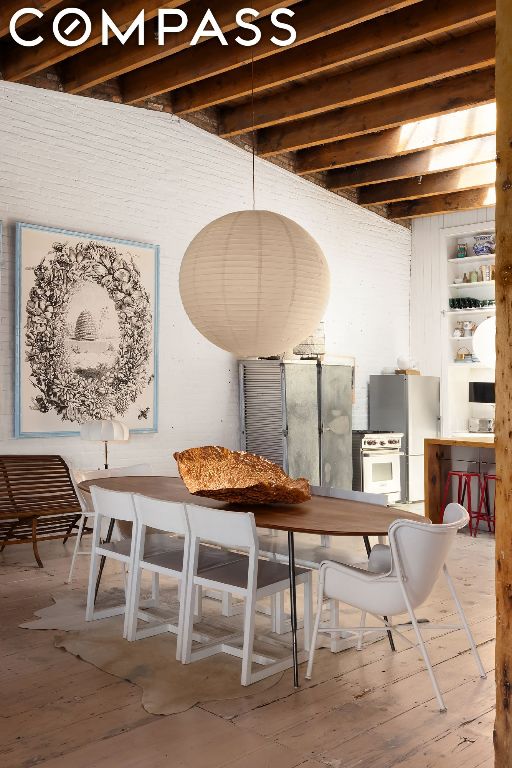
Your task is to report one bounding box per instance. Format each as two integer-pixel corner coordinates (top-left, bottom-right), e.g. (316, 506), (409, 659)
(67, 463), (154, 584)
(305, 503), (486, 711)
(258, 486), (388, 639)
(85, 486), (139, 638)
(126, 494), (246, 656)
(181, 504), (313, 686)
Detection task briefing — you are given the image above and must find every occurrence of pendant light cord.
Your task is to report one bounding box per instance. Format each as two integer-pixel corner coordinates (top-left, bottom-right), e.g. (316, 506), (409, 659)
(251, 53), (256, 211)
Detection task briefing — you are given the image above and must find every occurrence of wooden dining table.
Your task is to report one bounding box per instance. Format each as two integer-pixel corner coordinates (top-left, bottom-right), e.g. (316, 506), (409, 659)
(79, 475), (423, 687)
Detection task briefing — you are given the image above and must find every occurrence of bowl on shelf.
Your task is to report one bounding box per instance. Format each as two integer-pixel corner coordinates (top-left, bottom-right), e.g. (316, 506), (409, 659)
(473, 233), (495, 256)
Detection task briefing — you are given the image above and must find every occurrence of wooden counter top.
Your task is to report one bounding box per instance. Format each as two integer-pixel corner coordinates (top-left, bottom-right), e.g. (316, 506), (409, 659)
(425, 436), (495, 449)
(424, 436), (495, 522)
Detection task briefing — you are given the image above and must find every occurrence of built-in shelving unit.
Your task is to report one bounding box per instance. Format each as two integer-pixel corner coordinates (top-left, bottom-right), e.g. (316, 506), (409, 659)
(440, 223), (496, 437)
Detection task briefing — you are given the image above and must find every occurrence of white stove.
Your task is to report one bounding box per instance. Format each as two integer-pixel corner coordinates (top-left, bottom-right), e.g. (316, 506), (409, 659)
(352, 431), (404, 504)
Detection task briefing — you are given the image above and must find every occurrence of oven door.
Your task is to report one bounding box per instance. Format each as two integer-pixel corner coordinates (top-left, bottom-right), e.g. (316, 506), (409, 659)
(362, 450), (402, 495)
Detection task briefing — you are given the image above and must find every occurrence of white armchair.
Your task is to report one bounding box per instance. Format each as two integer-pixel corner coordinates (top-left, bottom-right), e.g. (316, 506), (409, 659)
(306, 503), (486, 712)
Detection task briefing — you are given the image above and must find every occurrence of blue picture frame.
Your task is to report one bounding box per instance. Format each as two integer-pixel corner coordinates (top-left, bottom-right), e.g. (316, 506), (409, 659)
(15, 222), (159, 438)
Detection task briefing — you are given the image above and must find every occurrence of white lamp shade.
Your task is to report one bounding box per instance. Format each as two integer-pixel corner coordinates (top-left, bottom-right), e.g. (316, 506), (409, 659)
(80, 419), (129, 442)
(473, 316), (496, 368)
(179, 210), (330, 357)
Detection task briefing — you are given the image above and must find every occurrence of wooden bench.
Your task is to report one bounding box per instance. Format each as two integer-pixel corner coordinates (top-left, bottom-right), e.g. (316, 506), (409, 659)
(0, 455), (83, 568)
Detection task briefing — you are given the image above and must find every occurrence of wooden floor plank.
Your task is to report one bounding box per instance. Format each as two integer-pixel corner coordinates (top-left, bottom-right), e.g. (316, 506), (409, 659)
(0, 531), (495, 768)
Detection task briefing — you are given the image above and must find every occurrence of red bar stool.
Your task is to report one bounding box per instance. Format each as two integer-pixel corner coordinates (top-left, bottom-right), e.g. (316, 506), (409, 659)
(473, 474), (497, 537)
(442, 470), (481, 534)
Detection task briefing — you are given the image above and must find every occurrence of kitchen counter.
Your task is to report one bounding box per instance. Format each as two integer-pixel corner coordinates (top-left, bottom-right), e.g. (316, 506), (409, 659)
(424, 436), (495, 522)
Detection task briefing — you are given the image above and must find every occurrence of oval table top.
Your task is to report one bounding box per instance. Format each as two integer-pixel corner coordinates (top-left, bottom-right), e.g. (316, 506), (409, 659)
(78, 475), (424, 537)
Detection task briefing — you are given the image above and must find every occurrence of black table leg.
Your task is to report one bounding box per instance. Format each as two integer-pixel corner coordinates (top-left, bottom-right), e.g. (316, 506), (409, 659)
(287, 530), (299, 688)
(94, 518), (115, 602)
(363, 535), (395, 652)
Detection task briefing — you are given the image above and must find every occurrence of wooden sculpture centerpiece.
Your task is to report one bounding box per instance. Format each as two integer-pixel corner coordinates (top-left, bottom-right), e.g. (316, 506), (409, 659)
(173, 446), (310, 505)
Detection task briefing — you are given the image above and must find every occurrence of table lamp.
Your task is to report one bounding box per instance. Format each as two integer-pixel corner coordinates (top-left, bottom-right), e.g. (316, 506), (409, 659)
(80, 419), (129, 469)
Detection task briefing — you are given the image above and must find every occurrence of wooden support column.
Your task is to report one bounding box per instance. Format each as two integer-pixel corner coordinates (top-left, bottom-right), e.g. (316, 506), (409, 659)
(495, 1), (512, 764)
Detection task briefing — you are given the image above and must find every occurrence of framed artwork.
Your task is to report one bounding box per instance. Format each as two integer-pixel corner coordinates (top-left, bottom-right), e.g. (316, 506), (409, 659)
(15, 223), (159, 437)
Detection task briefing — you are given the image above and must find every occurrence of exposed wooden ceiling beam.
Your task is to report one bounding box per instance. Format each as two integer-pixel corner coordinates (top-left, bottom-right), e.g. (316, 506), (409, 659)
(220, 26), (495, 137)
(258, 67), (495, 156)
(62, 0), (296, 94)
(328, 135), (496, 190)
(296, 104), (497, 175)
(1, 0), (189, 82)
(173, 0), (496, 114)
(121, 0), (422, 105)
(388, 185), (496, 219)
(0, 1), (62, 39)
(358, 161), (496, 205)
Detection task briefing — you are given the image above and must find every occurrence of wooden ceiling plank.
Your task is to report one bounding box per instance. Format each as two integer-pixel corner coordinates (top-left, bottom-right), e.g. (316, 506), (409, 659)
(173, 0), (496, 115)
(220, 26), (496, 137)
(258, 67), (496, 156)
(121, 0), (423, 105)
(328, 135), (497, 189)
(358, 161), (496, 205)
(0, 1), (62, 39)
(296, 104), (497, 174)
(388, 185), (496, 218)
(62, 1), (297, 94)
(1, 0), (189, 82)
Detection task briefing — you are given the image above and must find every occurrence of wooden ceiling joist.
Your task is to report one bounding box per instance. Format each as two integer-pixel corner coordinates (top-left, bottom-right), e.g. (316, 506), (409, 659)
(258, 67), (495, 156)
(388, 185), (496, 219)
(296, 104), (497, 175)
(120, 0), (422, 105)
(328, 135), (497, 190)
(0, 1), (62, 39)
(0, 0), (499, 224)
(220, 26), (496, 137)
(358, 161), (496, 205)
(173, 0), (496, 115)
(1, 0), (189, 82)
(61, 0), (296, 95)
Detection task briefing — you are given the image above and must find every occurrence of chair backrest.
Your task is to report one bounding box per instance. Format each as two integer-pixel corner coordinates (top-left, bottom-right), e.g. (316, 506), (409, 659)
(90, 486), (137, 523)
(388, 503), (468, 609)
(0, 455), (80, 517)
(72, 465), (153, 512)
(109, 463), (153, 476)
(133, 494), (188, 537)
(311, 485), (388, 506)
(185, 504), (258, 551)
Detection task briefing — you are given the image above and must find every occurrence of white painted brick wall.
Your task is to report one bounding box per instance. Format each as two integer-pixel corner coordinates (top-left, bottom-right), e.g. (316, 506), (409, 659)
(0, 81), (411, 473)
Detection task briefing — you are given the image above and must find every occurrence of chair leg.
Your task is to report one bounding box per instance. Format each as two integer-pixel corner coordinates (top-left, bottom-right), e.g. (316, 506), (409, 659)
(194, 585), (202, 620)
(303, 576), (313, 652)
(86, 550), (101, 621)
(126, 565), (143, 642)
(306, 576), (324, 680)
(407, 605), (446, 712)
(241, 588), (257, 686)
(443, 565), (486, 679)
(221, 591), (234, 617)
(66, 514), (86, 584)
(329, 599), (340, 652)
(31, 519), (43, 568)
(63, 514), (80, 544)
(151, 572), (160, 606)
(122, 565), (133, 639)
(271, 590), (287, 634)
(357, 611), (366, 651)
(182, 578), (197, 664)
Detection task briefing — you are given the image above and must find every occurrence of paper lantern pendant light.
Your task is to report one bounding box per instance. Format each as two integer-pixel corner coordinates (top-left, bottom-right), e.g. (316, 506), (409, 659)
(179, 210), (330, 357)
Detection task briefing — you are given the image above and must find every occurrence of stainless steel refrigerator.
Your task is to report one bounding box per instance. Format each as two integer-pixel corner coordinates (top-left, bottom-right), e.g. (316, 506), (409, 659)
(369, 374), (440, 502)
